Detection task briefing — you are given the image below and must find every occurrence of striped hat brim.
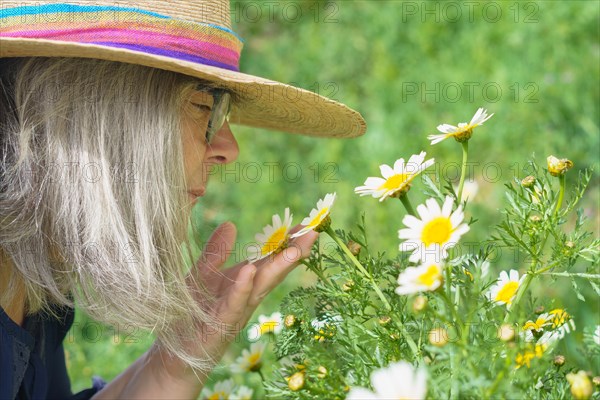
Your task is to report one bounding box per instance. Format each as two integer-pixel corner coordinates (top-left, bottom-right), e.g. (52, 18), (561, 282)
(0, 3), (366, 138)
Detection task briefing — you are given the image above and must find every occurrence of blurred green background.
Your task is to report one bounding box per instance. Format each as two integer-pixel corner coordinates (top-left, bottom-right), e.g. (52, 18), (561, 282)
(65, 0), (599, 394)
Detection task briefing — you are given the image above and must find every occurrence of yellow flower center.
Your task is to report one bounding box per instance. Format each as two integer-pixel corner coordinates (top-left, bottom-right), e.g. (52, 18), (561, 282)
(247, 353), (263, 371)
(495, 281), (519, 304)
(307, 207), (329, 229)
(378, 174), (409, 192)
(421, 217), (453, 247)
(524, 316), (547, 331)
(259, 321), (278, 335)
(417, 264), (441, 287)
(261, 226), (287, 255)
(207, 392), (225, 400)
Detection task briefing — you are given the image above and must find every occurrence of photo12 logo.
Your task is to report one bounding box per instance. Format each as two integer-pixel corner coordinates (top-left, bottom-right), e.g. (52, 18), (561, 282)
(400, 1), (540, 24)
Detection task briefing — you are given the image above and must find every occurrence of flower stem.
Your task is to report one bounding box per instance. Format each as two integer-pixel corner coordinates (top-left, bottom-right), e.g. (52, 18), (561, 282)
(325, 226), (392, 311)
(299, 259), (333, 287)
(258, 369), (266, 382)
(554, 174), (566, 215)
(399, 194), (416, 216)
(457, 141), (469, 203)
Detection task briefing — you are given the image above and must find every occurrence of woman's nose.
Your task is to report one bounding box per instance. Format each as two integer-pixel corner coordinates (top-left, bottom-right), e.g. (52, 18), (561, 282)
(205, 122), (239, 164)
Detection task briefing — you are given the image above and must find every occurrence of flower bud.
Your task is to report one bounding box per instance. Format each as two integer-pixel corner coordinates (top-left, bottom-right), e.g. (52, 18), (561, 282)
(412, 295), (427, 312)
(347, 240), (362, 256)
(565, 241), (575, 249)
(389, 333), (400, 340)
(497, 324), (516, 342)
(547, 155), (573, 177)
(529, 215), (542, 223)
(521, 175), (536, 188)
(288, 371), (305, 391)
(284, 314), (297, 329)
(429, 328), (448, 347)
(317, 366), (328, 379)
(342, 280), (354, 292)
(592, 376), (600, 387)
(566, 371), (593, 400)
(378, 316), (391, 326)
(534, 305), (545, 314)
(553, 355), (565, 366)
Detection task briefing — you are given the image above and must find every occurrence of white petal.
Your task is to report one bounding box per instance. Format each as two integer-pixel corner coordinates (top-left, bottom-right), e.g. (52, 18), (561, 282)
(393, 158), (406, 172)
(402, 215), (423, 229)
(346, 388), (379, 400)
(509, 269), (519, 282)
(427, 134), (447, 145)
(425, 198), (441, 216)
(379, 164), (395, 178)
(416, 203), (430, 221)
(437, 123), (459, 134)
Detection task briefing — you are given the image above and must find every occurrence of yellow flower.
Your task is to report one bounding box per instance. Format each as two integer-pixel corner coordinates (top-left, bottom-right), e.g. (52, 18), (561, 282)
(291, 193), (335, 238)
(231, 342), (266, 373)
(429, 328), (449, 347)
(398, 196), (470, 263)
(548, 308), (576, 338)
(515, 344), (545, 369)
(287, 371), (306, 391)
(547, 155), (573, 177)
(201, 379), (234, 400)
(523, 313), (551, 332)
(247, 208), (293, 262)
(566, 371), (593, 400)
(354, 152), (435, 201)
(247, 312), (283, 341)
(428, 107), (494, 144)
(395, 253), (444, 295)
(488, 270), (525, 309)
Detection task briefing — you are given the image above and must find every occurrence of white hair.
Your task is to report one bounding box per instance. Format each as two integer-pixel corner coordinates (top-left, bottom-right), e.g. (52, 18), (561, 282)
(0, 56), (225, 372)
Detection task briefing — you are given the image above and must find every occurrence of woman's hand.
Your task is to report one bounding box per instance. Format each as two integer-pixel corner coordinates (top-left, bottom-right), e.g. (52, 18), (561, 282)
(93, 222), (317, 399)
(152, 222), (318, 389)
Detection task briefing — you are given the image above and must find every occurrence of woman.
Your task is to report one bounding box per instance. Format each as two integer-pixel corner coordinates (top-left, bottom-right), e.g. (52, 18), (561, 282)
(0, 1), (365, 399)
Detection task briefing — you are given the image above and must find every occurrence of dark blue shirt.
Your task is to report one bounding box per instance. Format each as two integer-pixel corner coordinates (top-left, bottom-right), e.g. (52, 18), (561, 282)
(0, 304), (106, 399)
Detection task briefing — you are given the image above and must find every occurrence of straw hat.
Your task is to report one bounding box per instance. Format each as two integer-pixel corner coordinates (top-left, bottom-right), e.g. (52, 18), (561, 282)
(0, 0), (366, 138)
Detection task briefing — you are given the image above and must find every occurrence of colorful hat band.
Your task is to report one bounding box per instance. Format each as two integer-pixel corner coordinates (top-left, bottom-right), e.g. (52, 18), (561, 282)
(0, 3), (244, 71)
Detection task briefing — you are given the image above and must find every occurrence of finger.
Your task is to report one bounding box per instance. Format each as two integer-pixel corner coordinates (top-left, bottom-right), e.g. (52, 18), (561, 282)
(217, 263), (256, 328)
(250, 230), (318, 305)
(195, 222), (237, 284)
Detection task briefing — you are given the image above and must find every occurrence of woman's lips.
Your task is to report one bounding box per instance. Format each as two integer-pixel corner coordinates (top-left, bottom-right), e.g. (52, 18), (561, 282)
(188, 188), (206, 199)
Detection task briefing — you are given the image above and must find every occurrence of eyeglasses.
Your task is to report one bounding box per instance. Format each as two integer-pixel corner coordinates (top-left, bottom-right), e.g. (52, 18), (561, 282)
(203, 88), (232, 144)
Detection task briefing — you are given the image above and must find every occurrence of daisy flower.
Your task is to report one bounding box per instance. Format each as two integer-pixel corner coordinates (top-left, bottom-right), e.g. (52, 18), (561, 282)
(548, 308), (576, 338)
(290, 193), (336, 238)
(247, 208), (293, 263)
(231, 342), (266, 373)
(395, 253), (444, 295)
(398, 196), (470, 263)
(346, 361), (427, 400)
(247, 312), (283, 341)
(201, 379), (235, 400)
(487, 269), (525, 308)
(354, 152), (435, 201)
(428, 107), (494, 144)
(523, 313), (551, 333)
(231, 386), (253, 400)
